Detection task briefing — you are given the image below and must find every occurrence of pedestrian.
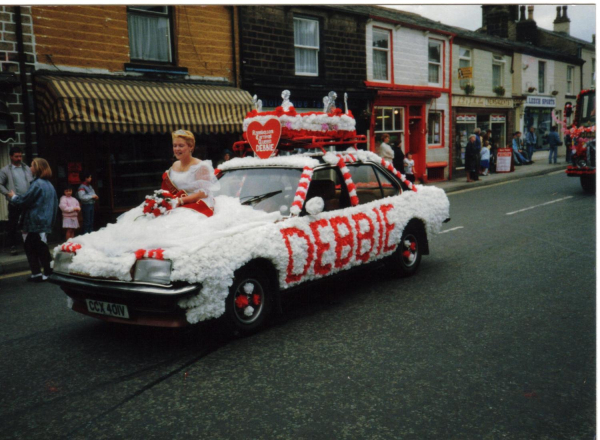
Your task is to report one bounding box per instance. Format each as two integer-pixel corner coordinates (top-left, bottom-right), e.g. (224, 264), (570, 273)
(59, 186), (80, 240)
(465, 134), (479, 182)
(547, 125), (561, 164)
(7, 158), (58, 282)
(565, 133), (573, 164)
(378, 133), (394, 161)
(391, 138), (405, 174)
(525, 126), (537, 163)
(480, 141), (491, 176)
(512, 132), (532, 165)
(217, 149), (232, 166)
(0, 146), (33, 255)
(403, 152), (415, 183)
(78, 170), (99, 234)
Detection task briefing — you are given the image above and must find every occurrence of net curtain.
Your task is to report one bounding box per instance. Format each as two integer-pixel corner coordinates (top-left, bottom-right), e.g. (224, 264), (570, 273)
(128, 14), (171, 62)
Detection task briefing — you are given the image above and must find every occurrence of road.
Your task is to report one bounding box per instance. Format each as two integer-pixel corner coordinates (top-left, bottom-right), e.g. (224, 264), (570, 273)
(0, 171), (595, 440)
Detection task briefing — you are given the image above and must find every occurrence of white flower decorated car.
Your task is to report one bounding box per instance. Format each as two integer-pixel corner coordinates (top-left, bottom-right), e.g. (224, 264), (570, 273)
(50, 91), (450, 334)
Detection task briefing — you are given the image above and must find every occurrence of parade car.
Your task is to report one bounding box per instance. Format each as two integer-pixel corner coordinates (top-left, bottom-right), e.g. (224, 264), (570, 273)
(565, 89), (596, 194)
(50, 91), (450, 334)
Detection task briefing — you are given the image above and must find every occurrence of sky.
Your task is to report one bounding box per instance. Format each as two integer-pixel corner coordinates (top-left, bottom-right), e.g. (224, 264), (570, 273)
(383, 4), (596, 43)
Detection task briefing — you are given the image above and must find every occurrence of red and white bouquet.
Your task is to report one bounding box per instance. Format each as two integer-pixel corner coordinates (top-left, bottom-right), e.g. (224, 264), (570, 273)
(140, 190), (176, 219)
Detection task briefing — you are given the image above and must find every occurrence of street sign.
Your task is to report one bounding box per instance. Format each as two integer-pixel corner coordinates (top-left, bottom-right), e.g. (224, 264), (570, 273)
(458, 67), (473, 79)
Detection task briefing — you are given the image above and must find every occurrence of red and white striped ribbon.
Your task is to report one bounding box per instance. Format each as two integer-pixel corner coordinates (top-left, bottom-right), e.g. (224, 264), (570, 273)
(337, 156), (359, 206)
(380, 158), (417, 192)
(290, 166), (314, 215)
(61, 243), (82, 253)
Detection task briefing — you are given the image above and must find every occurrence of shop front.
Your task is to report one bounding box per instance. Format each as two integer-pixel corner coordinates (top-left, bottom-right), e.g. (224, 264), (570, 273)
(34, 74), (253, 227)
(370, 89), (444, 182)
(523, 95), (557, 148)
(452, 95), (519, 175)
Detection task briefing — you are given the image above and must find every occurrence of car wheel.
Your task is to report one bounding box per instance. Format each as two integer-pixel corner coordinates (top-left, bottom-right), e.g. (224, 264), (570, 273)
(580, 175), (596, 194)
(225, 266), (272, 335)
(388, 221), (424, 278)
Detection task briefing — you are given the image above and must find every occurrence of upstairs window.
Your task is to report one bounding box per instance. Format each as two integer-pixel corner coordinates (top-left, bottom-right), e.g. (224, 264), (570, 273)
(372, 28), (391, 81)
(567, 65), (574, 95)
(428, 40), (442, 85)
(128, 6), (172, 63)
(538, 61), (546, 93)
(458, 48), (471, 88)
(294, 17), (319, 76)
(492, 54), (505, 88)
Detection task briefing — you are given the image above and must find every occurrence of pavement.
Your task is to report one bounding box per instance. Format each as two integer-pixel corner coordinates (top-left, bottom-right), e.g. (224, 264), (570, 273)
(0, 149), (572, 277)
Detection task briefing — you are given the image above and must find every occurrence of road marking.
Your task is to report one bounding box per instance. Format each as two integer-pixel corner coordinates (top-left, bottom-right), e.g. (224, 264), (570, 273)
(0, 270), (30, 280)
(449, 179), (520, 195)
(439, 226), (464, 234)
(506, 196), (573, 216)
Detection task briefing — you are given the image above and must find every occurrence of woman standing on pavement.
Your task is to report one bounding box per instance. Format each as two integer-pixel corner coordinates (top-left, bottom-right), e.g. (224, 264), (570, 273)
(465, 134), (479, 182)
(7, 158), (58, 282)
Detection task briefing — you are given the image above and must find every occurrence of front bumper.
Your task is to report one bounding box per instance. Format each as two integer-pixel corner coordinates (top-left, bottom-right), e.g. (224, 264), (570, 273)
(566, 165), (596, 176)
(50, 273), (201, 327)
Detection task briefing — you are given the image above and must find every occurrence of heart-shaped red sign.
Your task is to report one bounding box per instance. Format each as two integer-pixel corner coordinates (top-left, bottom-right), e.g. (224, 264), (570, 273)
(246, 117), (281, 159)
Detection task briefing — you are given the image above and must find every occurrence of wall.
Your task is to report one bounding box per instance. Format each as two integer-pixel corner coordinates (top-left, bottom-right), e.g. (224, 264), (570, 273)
(452, 44), (512, 97)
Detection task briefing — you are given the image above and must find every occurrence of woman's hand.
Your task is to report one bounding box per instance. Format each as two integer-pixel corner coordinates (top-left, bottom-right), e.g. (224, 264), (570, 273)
(7, 190), (15, 198)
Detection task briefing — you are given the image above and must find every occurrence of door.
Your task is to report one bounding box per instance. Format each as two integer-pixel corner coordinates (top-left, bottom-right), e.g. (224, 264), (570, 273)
(408, 117), (425, 180)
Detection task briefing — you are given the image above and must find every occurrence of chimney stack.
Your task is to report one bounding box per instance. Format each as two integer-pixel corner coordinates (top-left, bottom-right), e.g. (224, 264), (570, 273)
(517, 5), (539, 44)
(519, 5), (526, 21)
(553, 5), (571, 34)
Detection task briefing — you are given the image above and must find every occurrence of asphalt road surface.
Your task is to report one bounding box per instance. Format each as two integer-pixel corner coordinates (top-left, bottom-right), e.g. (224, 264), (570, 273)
(0, 171), (595, 440)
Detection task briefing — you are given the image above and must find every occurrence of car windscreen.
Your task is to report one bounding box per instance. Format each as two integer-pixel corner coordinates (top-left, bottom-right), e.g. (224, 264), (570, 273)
(215, 168), (302, 214)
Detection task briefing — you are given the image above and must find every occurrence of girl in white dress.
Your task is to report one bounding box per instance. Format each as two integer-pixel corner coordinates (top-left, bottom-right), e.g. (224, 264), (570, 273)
(161, 130), (219, 217)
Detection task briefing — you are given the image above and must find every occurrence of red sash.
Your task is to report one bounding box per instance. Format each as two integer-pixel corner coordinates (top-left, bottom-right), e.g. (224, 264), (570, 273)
(161, 172), (214, 217)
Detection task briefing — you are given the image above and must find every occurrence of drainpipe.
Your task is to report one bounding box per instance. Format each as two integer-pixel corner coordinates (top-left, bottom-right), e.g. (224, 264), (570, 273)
(15, 6), (32, 159)
(230, 6), (238, 87)
(448, 35), (453, 181)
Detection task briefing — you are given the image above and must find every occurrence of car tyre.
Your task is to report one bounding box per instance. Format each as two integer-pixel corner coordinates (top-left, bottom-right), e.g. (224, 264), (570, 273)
(224, 266), (272, 336)
(387, 220), (424, 278)
(580, 175), (596, 194)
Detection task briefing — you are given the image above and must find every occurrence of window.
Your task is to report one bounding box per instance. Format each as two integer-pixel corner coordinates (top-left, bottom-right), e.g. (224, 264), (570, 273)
(427, 111), (442, 145)
(305, 167), (350, 212)
(128, 6), (172, 63)
(458, 48), (471, 88)
(538, 61), (546, 93)
(492, 55), (504, 89)
(374, 107), (404, 149)
(372, 28), (391, 81)
(592, 58), (596, 84)
(428, 40), (442, 84)
(294, 17), (319, 76)
(347, 164), (390, 204)
(373, 168), (400, 198)
(567, 66), (574, 95)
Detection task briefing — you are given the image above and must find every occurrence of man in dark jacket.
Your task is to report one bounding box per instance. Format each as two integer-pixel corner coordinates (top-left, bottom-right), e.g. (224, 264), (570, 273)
(547, 126), (561, 164)
(465, 134), (479, 182)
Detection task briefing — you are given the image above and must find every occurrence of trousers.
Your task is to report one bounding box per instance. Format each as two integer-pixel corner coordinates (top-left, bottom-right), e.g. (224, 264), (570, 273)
(81, 203), (94, 234)
(24, 232), (52, 276)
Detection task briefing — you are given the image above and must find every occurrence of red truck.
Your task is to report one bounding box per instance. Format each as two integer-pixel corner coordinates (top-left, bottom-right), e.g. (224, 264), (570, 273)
(566, 89), (595, 194)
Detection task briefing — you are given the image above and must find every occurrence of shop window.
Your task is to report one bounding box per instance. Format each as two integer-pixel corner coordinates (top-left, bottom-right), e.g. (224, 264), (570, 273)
(427, 111), (443, 146)
(428, 39), (442, 85)
(294, 17), (319, 76)
(374, 106), (404, 150)
(458, 47), (471, 89)
(492, 55), (504, 89)
(567, 65), (574, 95)
(127, 6), (173, 63)
(372, 28), (391, 82)
(538, 61), (546, 93)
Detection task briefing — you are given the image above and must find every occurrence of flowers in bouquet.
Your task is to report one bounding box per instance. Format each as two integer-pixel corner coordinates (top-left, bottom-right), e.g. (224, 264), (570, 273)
(140, 190), (176, 219)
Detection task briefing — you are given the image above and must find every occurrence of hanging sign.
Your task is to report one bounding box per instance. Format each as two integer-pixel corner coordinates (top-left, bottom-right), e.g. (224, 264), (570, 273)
(496, 148), (513, 173)
(491, 114), (506, 122)
(67, 162), (82, 185)
(456, 114), (477, 122)
(458, 67), (473, 79)
(246, 117), (281, 159)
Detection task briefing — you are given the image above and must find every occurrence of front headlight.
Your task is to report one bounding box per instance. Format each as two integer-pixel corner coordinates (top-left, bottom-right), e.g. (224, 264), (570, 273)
(54, 252), (74, 274)
(133, 259), (172, 285)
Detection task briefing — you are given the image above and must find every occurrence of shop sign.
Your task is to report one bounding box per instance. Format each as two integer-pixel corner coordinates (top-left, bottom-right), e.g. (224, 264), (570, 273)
(456, 114), (477, 122)
(525, 96), (556, 107)
(496, 148), (513, 173)
(491, 114), (506, 122)
(453, 96), (514, 108)
(458, 67), (473, 79)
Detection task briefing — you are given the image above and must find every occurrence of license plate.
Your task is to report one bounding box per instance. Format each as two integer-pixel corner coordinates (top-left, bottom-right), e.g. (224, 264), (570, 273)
(85, 299), (130, 319)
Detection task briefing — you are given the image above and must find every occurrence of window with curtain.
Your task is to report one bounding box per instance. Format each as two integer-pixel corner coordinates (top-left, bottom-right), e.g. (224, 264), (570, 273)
(372, 28), (390, 81)
(294, 17), (319, 76)
(567, 66), (574, 94)
(458, 48), (471, 88)
(128, 6), (172, 63)
(427, 111), (442, 145)
(492, 55), (504, 89)
(428, 40), (442, 84)
(538, 61), (546, 93)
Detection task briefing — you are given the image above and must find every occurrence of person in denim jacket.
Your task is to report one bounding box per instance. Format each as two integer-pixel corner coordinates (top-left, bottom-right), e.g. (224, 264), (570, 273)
(7, 158), (58, 282)
(77, 170), (98, 234)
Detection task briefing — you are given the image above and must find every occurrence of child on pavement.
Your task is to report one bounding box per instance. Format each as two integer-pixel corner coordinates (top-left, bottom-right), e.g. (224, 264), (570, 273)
(404, 152), (415, 183)
(480, 141), (491, 176)
(59, 186), (80, 240)
(78, 171), (99, 234)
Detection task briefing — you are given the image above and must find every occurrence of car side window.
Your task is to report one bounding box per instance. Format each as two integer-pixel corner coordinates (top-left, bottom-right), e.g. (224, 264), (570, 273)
(303, 167), (350, 214)
(346, 164), (384, 204)
(374, 167), (400, 198)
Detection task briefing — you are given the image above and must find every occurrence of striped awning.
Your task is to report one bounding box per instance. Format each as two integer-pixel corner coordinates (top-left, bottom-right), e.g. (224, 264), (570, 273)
(35, 75), (253, 135)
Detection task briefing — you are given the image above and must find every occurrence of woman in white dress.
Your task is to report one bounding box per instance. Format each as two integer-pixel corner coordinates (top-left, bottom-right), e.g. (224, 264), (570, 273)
(161, 129), (219, 217)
